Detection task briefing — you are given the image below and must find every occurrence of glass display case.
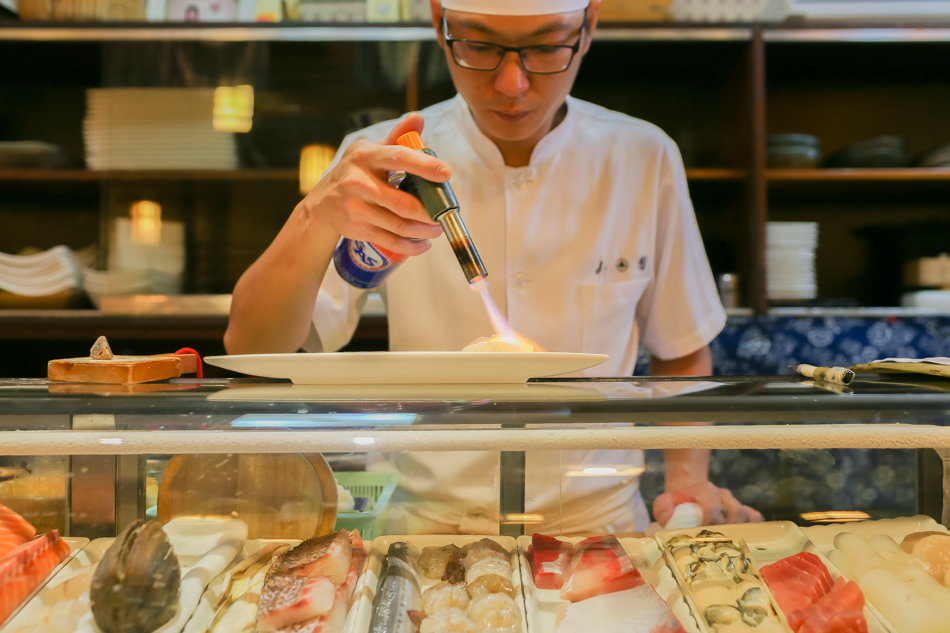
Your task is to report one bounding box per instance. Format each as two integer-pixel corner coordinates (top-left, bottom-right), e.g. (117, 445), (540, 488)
(1, 374), (949, 631)
(2, 374), (949, 536)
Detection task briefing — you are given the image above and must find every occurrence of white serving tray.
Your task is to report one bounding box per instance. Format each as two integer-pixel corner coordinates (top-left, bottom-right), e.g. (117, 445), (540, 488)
(656, 521), (890, 633)
(516, 534), (701, 633)
(801, 515), (949, 553)
(352, 535), (524, 633)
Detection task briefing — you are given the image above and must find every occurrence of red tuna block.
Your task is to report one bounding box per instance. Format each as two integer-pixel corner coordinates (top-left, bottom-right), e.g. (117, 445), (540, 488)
(560, 535), (645, 602)
(529, 534), (572, 590)
(793, 579), (866, 633)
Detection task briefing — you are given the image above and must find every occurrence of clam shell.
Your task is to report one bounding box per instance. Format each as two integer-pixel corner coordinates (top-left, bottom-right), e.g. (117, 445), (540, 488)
(90, 519), (181, 633)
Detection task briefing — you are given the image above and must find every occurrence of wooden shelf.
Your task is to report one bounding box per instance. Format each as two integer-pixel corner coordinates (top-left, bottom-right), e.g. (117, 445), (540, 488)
(0, 168), (749, 183)
(686, 169), (748, 180)
(0, 21), (751, 43)
(767, 168), (950, 181)
(0, 169), (299, 182)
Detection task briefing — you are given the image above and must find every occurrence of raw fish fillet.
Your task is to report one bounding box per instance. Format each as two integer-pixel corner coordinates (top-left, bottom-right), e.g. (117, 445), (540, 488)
(794, 580), (866, 633)
(528, 534), (571, 590)
(266, 529), (352, 585)
(556, 585), (686, 633)
(0, 504), (36, 559)
(559, 535), (644, 602)
(257, 530), (365, 633)
(0, 530), (71, 624)
(761, 553), (867, 633)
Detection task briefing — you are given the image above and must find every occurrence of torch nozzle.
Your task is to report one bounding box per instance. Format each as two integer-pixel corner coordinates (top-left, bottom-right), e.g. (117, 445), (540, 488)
(439, 210), (488, 284)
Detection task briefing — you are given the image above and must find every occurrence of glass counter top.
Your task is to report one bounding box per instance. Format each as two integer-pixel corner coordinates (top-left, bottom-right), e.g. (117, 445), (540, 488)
(0, 376), (947, 456)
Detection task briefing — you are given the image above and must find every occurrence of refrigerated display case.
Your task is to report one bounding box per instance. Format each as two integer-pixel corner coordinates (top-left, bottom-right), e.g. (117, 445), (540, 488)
(1, 374), (949, 632)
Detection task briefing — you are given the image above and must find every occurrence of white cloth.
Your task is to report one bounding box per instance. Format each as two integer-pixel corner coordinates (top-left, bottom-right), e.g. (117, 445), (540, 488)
(306, 94), (726, 534)
(442, 0), (589, 15)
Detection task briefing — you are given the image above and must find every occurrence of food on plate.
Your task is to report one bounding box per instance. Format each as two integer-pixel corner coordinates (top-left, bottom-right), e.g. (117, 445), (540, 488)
(370, 542), (422, 633)
(8, 516), (245, 633)
(559, 535), (643, 603)
(0, 529), (71, 624)
(526, 533), (571, 590)
(463, 538), (508, 569)
(760, 552), (867, 632)
(371, 538), (519, 633)
(899, 530), (950, 584)
(418, 543), (466, 582)
(418, 606), (475, 633)
(462, 334), (534, 352)
(825, 531), (950, 632)
(90, 519), (181, 633)
(0, 503), (36, 559)
(184, 541), (294, 633)
(422, 581), (470, 614)
(257, 529), (365, 633)
(664, 530), (783, 633)
(466, 592), (521, 629)
(551, 534), (685, 633)
(466, 573), (514, 600)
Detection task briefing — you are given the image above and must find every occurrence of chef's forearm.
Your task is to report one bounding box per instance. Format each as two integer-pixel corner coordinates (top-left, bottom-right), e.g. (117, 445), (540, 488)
(224, 203), (340, 354)
(651, 346), (714, 491)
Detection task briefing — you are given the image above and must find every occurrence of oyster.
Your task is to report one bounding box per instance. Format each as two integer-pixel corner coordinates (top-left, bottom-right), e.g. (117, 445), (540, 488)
(705, 604), (742, 625)
(90, 519), (181, 633)
(666, 535), (694, 551)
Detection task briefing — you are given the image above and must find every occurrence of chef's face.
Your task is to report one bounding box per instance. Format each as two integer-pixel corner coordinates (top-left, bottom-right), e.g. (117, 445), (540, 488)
(431, 3), (597, 160)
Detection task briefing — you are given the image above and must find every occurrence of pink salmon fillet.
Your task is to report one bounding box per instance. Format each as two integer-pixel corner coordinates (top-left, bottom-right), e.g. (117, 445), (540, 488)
(0, 504), (36, 559)
(0, 530), (71, 625)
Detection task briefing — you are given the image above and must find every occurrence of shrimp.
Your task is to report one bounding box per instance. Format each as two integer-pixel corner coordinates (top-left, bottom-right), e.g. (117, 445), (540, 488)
(419, 607), (477, 633)
(466, 593), (521, 631)
(465, 558), (512, 585)
(466, 574), (514, 600)
(422, 581), (471, 614)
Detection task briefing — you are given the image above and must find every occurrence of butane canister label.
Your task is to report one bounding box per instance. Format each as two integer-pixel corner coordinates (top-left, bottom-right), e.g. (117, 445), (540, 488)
(333, 239), (407, 289)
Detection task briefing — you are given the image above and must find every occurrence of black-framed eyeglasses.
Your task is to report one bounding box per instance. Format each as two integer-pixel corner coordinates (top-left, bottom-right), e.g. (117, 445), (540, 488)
(441, 12), (587, 75)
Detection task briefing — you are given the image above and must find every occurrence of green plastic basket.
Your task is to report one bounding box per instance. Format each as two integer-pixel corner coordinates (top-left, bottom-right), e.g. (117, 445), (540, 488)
(333, 472), (399, 540)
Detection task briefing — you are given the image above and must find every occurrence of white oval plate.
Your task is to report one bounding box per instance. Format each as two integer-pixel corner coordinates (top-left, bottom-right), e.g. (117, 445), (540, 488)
(205, 352), (608, 385)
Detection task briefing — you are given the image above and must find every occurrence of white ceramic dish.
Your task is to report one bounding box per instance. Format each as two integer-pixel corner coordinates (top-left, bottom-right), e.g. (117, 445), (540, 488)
(353, 535), (524, 633)
(656, 521), (890, 633)
(205, 352), (609, 385)
(206, 382), (608, 403)
(516, 535), (701, 633)
(3, 519), (247, 633)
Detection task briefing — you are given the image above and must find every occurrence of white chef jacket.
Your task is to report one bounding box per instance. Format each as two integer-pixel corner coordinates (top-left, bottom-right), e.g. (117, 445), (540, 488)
(305, 94), (726, 534)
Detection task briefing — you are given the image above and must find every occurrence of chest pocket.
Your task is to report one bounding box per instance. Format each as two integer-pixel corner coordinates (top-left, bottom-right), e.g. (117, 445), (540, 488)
(580, 277), (651, 363)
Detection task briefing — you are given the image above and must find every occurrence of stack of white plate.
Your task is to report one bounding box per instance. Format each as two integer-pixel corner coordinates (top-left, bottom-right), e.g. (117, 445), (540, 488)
(83, 218), (184, 307)
(84, 88), (238, 170)
(766, 221), (818, 301)
(0, 245), (94, 297)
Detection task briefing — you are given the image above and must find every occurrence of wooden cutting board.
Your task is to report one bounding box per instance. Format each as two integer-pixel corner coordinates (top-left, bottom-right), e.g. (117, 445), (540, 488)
(48, 353), (198, 384)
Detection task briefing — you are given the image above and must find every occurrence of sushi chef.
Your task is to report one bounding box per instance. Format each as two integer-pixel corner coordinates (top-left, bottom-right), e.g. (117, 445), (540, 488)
(225, 0), (763, 534)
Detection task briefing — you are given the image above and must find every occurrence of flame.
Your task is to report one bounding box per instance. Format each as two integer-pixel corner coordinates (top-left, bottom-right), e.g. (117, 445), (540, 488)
(470, 279), (545, 351)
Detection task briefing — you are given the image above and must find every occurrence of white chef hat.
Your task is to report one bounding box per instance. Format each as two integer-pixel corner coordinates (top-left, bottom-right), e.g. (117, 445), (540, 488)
(441, 0), (589, 15)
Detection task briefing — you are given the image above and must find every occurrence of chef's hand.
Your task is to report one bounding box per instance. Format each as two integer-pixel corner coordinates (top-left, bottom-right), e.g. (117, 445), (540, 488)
(653, 482), (764, 528)
(300, 112), (446, 256)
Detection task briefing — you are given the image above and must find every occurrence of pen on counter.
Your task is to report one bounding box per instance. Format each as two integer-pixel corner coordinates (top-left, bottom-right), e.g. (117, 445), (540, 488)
(789, 364), (856, 385)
